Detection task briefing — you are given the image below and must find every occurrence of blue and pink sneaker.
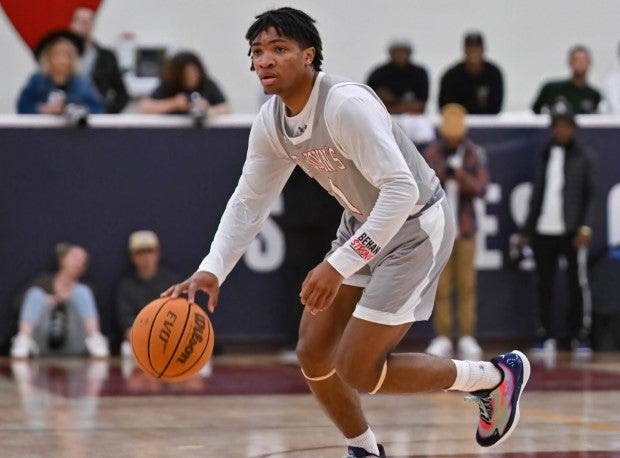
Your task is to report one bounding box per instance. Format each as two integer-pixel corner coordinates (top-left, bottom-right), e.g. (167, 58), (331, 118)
(465, 350), (531, 447)
(343, 444), (386, 457)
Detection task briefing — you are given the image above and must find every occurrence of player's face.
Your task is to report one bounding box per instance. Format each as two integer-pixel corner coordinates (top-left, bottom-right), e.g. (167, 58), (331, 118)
(250, 27), (315, 98)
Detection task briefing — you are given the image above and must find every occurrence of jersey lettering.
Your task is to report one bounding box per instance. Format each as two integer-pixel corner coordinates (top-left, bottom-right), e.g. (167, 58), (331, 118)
(300, 146), (347, 173)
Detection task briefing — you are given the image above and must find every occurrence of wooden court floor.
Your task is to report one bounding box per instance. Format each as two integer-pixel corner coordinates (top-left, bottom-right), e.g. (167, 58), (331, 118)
(0, 350), (619, 458)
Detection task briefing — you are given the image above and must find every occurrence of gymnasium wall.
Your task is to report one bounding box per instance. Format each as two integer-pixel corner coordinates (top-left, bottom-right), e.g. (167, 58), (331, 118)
(1, 0), (620, 114)
(0, 116), (618, 351)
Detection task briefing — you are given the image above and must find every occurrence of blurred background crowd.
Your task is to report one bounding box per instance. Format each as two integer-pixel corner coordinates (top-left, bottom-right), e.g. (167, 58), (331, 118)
(1, 1), (619, 364)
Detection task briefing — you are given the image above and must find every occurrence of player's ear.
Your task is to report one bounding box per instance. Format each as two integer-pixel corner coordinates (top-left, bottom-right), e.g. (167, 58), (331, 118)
(304, 47), (315, 66)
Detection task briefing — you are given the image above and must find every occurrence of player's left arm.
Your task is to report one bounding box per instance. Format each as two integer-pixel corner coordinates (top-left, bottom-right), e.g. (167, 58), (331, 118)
(327, 86), (419, 276)
(301, 87), (420, 313)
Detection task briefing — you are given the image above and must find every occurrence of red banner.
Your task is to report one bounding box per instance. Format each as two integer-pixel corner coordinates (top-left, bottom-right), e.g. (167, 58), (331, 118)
(0, 0), (102, 50)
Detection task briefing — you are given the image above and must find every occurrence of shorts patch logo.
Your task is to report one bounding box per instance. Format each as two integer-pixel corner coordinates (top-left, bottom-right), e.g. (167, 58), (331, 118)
(350, 232), (381, 261)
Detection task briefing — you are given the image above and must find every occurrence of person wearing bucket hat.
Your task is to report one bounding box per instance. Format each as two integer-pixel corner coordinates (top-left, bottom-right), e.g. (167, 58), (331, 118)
(422, 104), (490, 360)
(17, 29), (104, 116)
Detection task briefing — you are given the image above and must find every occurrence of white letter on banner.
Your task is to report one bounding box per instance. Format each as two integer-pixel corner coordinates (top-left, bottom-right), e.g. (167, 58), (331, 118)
(509, 182), (535, 271)
(510, 182), (532, 227)
(608, 183), (620, 246)
(243, 195), (285, 272)
(475, 183), (502, 269)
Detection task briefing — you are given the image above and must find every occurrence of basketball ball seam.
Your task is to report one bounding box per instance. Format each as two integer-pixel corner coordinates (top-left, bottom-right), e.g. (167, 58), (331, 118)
(141, 297), (172, 377)
(156, 299), (192, 378)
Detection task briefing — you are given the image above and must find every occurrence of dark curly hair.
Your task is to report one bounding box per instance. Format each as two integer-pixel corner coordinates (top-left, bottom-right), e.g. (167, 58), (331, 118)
(245, 7), (323, 72)
(160, 51), (208, 96)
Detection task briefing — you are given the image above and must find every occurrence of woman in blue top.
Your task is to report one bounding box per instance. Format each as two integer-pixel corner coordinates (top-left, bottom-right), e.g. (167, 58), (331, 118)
(17, 30), (104, 114)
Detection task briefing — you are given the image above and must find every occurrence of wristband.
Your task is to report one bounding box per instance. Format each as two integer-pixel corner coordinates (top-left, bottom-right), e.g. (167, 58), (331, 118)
(578, 226), (592, 236)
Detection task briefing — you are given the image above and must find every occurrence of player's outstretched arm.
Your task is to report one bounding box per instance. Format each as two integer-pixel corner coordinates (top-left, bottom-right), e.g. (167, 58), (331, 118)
(161, 271), (220, 313)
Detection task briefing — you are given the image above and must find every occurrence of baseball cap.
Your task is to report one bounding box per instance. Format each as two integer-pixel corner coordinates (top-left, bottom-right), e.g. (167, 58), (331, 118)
(464, 31), (484, 48)
(128, 230), (160, 253)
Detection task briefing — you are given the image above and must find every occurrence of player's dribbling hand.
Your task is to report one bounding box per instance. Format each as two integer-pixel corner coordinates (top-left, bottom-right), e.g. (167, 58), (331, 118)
(300, 260), (343, 315)
(161, 271), (220, 313)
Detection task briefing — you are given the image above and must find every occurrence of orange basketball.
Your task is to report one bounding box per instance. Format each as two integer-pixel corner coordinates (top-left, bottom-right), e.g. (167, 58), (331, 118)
(130, 297), (214, 382)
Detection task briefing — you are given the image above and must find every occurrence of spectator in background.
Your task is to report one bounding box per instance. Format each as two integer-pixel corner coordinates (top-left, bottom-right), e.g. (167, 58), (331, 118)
(10, 243), (109, 358)
(139, 51), (231, 118)
(367, 38), (435, 147)
(366, 38), (429, 114)
(423, 104), (489, 359)
(519, 99), (597, 358)
(116, 230), (181, 357)
(438, 32), (504, 114)
(604, 42), (620, 114)
(69, 6), (129, 113)
(532, 45), (602, 114)
(17, 30), (104, 114)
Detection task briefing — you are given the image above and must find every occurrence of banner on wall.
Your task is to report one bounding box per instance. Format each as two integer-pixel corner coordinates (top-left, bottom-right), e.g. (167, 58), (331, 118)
(0, 0), (102, 50)
(0, 125), (617, 348)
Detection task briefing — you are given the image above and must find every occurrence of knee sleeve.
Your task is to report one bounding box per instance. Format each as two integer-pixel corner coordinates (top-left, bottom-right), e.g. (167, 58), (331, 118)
(301, 367), (336, 382)
(369, 361), (387, 395)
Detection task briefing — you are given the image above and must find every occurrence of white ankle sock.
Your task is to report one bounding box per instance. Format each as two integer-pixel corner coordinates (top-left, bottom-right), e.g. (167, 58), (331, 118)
(448, 359), (502, 392)
(346, 426), (379, 456)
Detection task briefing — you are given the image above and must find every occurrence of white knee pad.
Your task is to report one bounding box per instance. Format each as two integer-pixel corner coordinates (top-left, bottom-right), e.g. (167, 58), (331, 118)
(301, 367), (336, 382)
(369, 361), (387, 395)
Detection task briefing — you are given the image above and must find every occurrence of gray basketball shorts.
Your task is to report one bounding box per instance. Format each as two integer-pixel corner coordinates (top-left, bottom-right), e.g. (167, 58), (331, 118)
(327, 198), (455, 326)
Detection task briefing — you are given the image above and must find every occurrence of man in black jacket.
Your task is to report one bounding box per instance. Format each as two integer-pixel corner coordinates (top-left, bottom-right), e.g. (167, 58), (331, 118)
(519, 99), (597, 357)
(70, 7), (129, 113)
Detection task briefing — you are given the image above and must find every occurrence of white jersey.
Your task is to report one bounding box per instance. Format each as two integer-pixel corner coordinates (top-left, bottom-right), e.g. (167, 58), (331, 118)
(198, 72), (441, 284)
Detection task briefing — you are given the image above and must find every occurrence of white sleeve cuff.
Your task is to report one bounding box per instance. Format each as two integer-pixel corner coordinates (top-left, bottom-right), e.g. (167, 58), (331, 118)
(326, 244), (367, 279)
(197, 255), (227, 286)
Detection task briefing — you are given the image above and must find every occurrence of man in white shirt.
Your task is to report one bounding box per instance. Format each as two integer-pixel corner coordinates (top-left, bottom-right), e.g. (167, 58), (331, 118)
(163, 7), (530, 457)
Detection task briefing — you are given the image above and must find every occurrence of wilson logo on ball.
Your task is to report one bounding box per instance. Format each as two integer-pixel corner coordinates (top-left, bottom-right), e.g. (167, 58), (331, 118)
(177, 312), (206, 363)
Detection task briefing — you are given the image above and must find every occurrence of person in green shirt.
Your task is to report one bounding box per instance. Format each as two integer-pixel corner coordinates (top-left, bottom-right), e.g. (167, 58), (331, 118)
(532, 45), (602, 114)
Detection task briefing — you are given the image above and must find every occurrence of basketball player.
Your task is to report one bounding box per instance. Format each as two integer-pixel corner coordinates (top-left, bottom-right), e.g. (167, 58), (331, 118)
(163, 7), (530, 457)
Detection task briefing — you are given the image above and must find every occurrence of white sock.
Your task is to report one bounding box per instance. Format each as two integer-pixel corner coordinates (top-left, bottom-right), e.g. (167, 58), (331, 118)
(448, 359), (502, 392)
(346, 426), (380, 456)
